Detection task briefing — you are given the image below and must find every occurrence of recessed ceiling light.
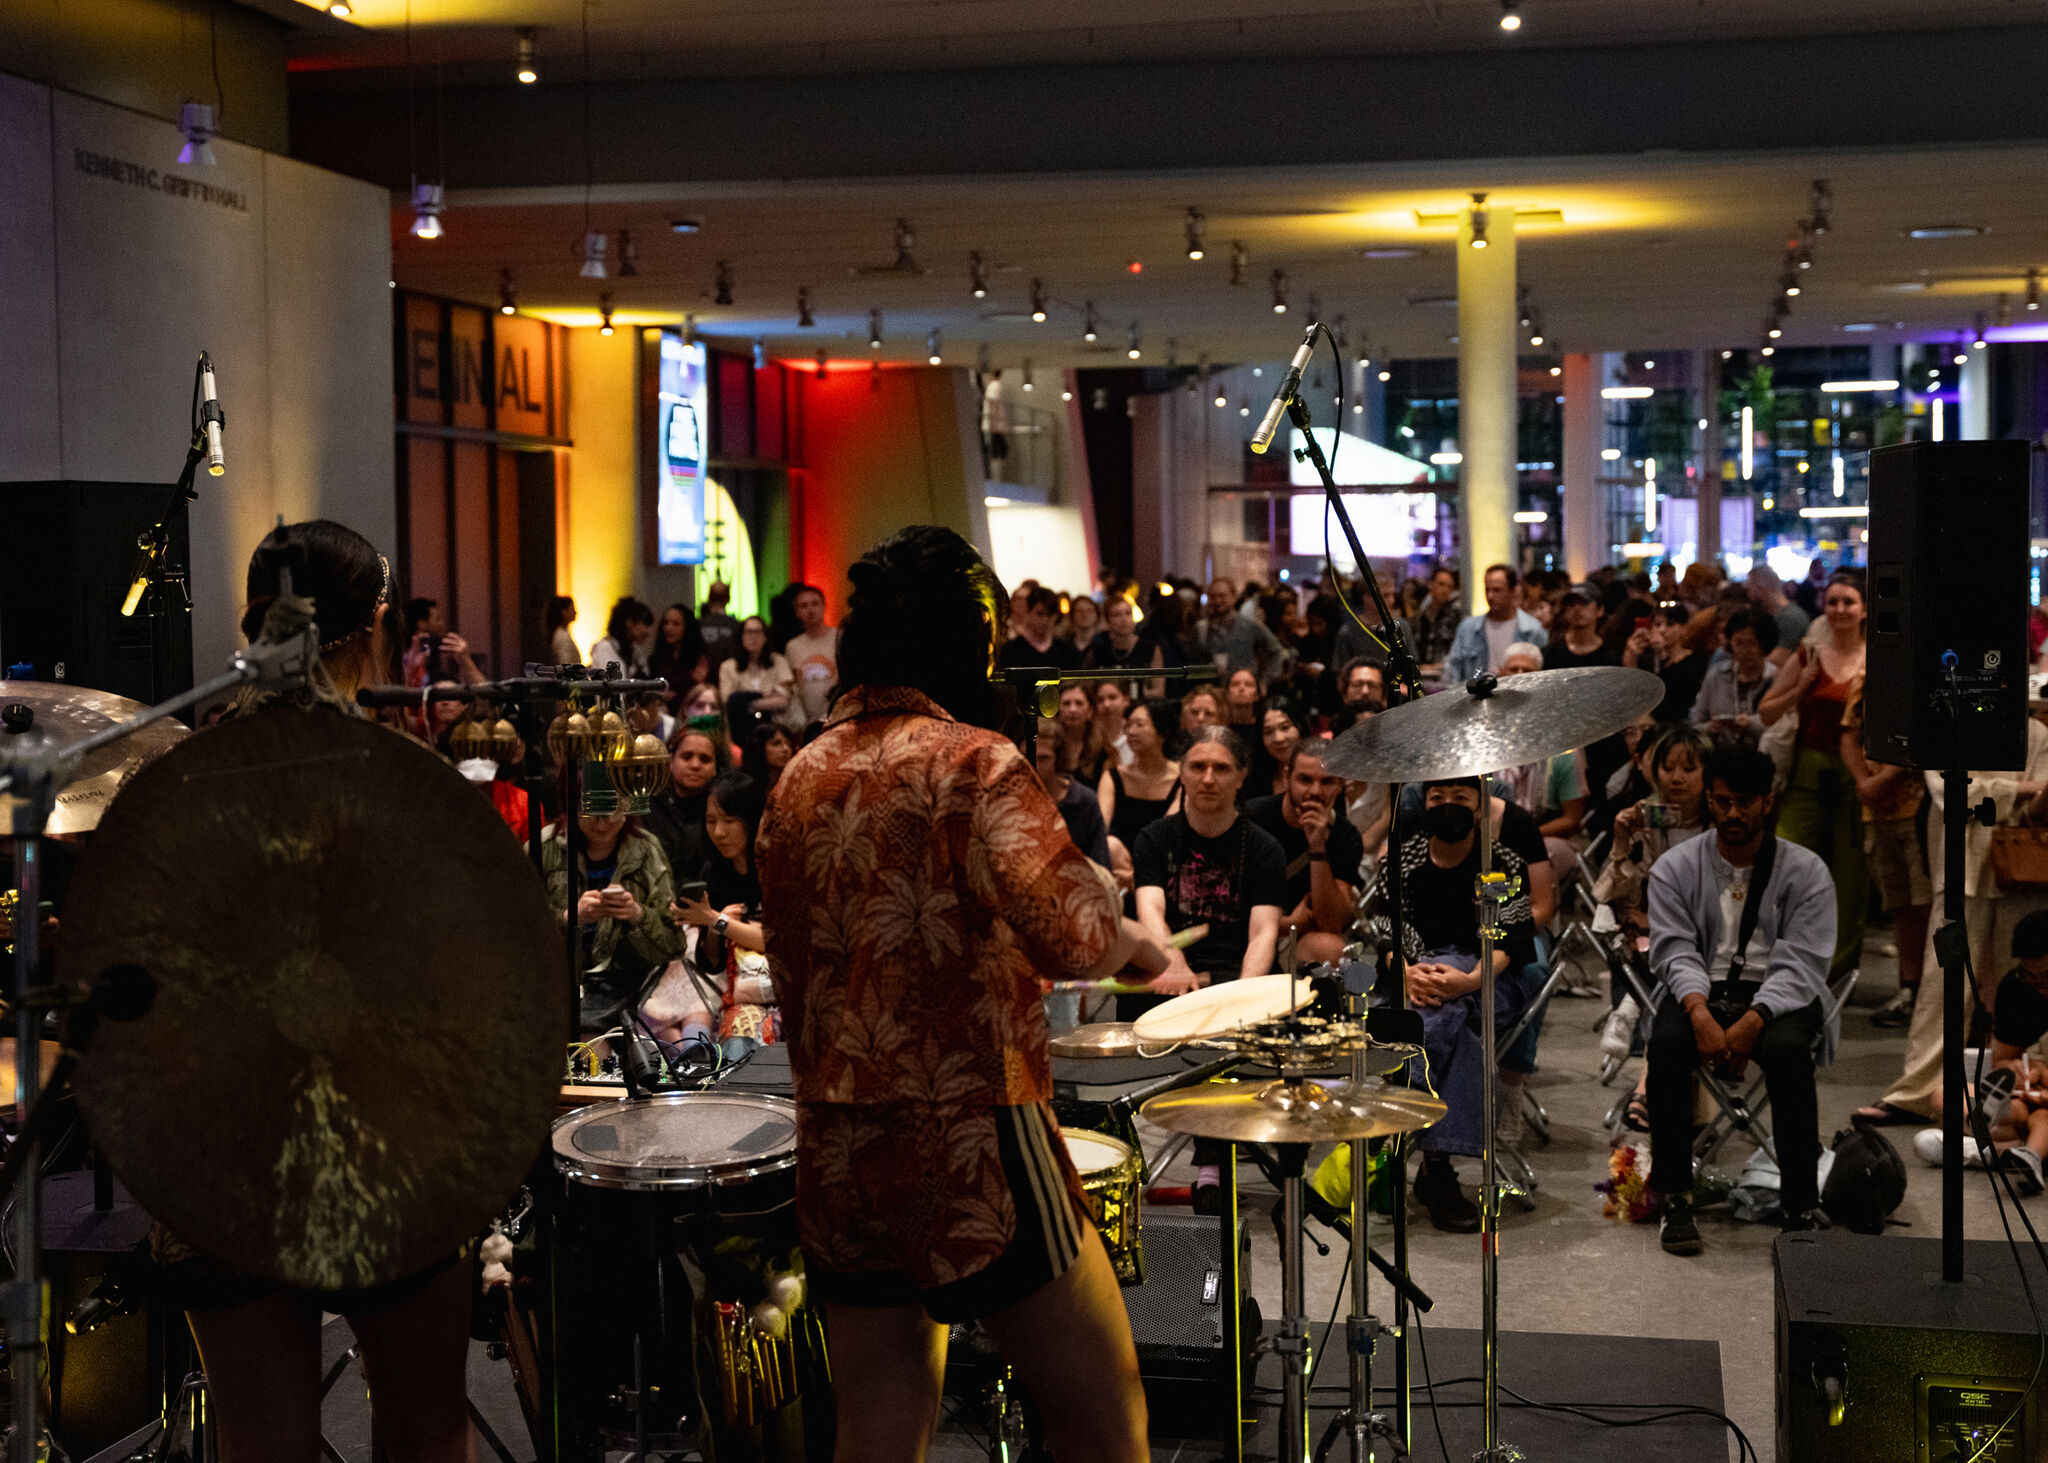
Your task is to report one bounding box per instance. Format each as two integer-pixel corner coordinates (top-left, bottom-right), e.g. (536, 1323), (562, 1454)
(1904, 225), (1986, 240)
(1840, 322), (1879, 333)
(671, 218), (703, 233)
(1359, 247), (1422, 260)
(1872, 280), (1928, 293)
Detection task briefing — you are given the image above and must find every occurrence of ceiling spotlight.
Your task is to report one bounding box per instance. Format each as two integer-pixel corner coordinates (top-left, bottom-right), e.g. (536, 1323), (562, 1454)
(1954, 349), (1969, 365)
(1238, 398), (1250, 417)
(891, 217), (918, 272)
(1780, 271), (1800, 298)
(1643, 359), (1655, 370)
(617, 230), (638, 277)
(1229, 242), (1249, 287)
(797, 287), (815, 328)
(868, 310), (884, 349)
(1549, 364), (1562, 376)
(1529, 331), (1544, 346)
(578, 230), (608, 280)
(1061, 388), (1073, 401)
(927, 328), (943, 365)
(1333, 315), (1350, 352)
(498, 269), (517, 316)
(1021, 357), (1034, 390)
(1271, 269), (1289, 314)
(1083, 302), (1099, 342)
(714, 260), (734, 306)
(816, 349), (829, 378)
(176, 102), (217, 166)
(514, 28), (538, 84)
(1997, 294), (2014, 328)
(327, 1), (350, 14)
(970, 251), (988, 298)
(1030, 279), (1048, 322)
(1761, 344), (1775, 356)
(598, 292), (614, 336)
(1766, 322), (1783, 339)
(670, 217), (702, 234)
(1306, 292), (1322, 325)
(1353, 401), (1365, 414)
(1794, 241), (1813, 270)
(1498, 0), (1521, 29)
(1808, 179), (1832, 235)
(682, 313), (696, 344)
(1721, 349), (1733, 359)
(1378, 369), (1391, 382)
(1214, 390), (1228, 408)
(1468, 192), (1490, 249)
(2027, 266), (2043, 312)
(1126, 323), (1142, 360)
(409, 182), (445, 240)
(1185, 207), (1206, 261)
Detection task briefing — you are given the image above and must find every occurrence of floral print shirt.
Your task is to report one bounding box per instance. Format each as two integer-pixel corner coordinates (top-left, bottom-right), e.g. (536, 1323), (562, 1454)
(758, 685), (1121, 1106)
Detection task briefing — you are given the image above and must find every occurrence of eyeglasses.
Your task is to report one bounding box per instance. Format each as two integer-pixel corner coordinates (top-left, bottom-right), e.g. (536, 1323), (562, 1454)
(1706, 793), (1767, 814)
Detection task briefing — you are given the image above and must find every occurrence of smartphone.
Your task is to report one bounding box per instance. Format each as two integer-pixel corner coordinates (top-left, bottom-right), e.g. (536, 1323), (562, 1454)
(678, 880), (708, 899)
(1632, 615), (1652, 634)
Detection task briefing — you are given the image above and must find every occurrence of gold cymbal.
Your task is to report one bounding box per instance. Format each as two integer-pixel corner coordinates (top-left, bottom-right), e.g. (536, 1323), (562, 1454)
(60, 710), (568, 1290)
(1140, 1077), (1445, 1144)
(0, 682), (189, 835)
(1048, 1022), (1144, 1059)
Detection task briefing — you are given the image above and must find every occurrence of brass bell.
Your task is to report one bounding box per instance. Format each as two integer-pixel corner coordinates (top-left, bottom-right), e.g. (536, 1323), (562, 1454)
(489, 718), (522, 767)
(447, 717), (491, 762)
(547, 708), (596, 768)
(610, 731), (672, 814)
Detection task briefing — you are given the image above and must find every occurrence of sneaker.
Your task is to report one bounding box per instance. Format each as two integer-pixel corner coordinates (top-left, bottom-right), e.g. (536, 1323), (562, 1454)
(1914, 1128), (1992, 1170)
(1870, 986), (1917, 1029)
(1659, 1198), (1703, 1255)
(2000, 1147), (2045, 1197)
(1413, 1160), (1481, 1233)
(1494, 1083), (1527, 1150)
(1600, 996), (1639, 1062)
(1973, 1067), (2019, 1131)
(1192, 1174), (1226, 1216)
(1780, 1206), (1833, 1233)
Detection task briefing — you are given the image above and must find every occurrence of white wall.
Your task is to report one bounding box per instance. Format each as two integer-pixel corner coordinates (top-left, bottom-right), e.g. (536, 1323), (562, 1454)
(0, 73), (393, 675)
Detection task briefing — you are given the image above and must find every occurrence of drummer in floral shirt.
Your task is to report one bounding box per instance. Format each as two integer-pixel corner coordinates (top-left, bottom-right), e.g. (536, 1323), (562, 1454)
(759, 526), (1166, 1463)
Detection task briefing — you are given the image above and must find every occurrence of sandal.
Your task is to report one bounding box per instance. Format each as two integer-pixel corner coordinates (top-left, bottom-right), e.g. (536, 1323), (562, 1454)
(1852, 1100), (1931, 1128)
(1624, 1091), (1652, 1133)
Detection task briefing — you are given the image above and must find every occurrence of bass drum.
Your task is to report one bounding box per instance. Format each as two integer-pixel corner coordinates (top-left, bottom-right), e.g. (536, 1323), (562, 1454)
(549, 1092), (831, 1462)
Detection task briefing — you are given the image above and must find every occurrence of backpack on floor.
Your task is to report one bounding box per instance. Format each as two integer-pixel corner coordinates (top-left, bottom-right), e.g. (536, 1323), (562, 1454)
(1820, 1124), (1908, 1234)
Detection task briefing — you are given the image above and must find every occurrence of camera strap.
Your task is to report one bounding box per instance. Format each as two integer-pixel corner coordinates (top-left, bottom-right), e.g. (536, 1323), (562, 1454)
(1721, 833), (1776, 988)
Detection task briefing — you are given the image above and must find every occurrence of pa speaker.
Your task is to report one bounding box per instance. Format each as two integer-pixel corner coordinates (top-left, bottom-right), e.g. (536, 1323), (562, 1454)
(1777, 1231), (2044, 1462)
(1864, 440), (2030, 771)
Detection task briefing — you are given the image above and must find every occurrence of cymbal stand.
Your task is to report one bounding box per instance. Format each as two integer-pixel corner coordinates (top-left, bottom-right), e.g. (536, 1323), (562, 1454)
(1471, 769), (1522, 1463)
(0, 599), (316, 1463)
(1283, 369), (1428, 1460)
(1272, 1139), (1313, 1463)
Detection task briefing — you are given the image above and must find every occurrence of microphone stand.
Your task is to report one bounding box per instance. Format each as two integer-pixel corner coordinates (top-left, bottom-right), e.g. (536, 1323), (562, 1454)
(1279, 384), (1429, 1462)
(125, 355), (215, 706)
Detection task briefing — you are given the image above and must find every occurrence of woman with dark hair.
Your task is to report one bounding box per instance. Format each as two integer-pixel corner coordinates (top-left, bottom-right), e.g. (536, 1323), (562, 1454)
(642, 723), (726, 887)
(669, 770), (774, 1056)
(1622, 602), (1712, 722)
(591, 596), (655, 674)
(719, 614), (798, 733)
(163, 519), (484, 1461)
(741, 721), (796, 791)
(1249, 698), (1307, 800)
(545, 594), (580, 665)
(757, 524), (1164, 1463)
(648, 602), (708, 698)
(542, 805), (682, 1010)
(1099, 700), (1181, 868)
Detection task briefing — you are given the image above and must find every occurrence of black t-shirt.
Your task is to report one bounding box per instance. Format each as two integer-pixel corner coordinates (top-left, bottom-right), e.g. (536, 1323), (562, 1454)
(1056, 777), (1113, 866)
(1131, 813), (1289, 980)
(1543, 640), (1616, 670)
(1376, 833), (1537, 974)
(1245, 794), (1366, 910)
(996, 635), (1081, 673)
(1994, 972), (2048, 1051)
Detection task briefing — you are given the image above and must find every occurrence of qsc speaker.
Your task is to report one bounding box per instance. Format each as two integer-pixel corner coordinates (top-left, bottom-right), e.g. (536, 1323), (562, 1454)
(1777, 1231), (2044, 1462)
(1863, 440), (2030, 771)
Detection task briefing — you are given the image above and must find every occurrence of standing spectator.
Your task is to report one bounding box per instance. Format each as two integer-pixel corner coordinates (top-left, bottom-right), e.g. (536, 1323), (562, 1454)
(720, 615), (799, 734)
(1443, 564), (1548, 686)
(1542, 591), (1614, 671)
(1689, 606), (1778, 747)
(642, 723), (726, 888)
(698, 580), (742, 671)
(591, 597), (655, 674)
(997, 586), (1082, 672)
(1839, 678), (1932, 1028)
(1360, 778), (1536, 1233)
(1247, 743), (1365, 967)
(400, 597), (485, 687)
(1406, 565), (1465, 680)
(1623, 604), (1712, 723)
(1647, 749), (1837, 1254)
(546, 594), (581, 666)
(1759, 569), (1868, 982)
(1794, 560), (1829, 620)
(1065, 594), (1102, 661)
(1745, 566), (1810, 669)
(648, 603), (708, 698)
(1191, 577), (1287, 685)
(783, 583), (840, 724)
(1293, 594), (1343, 714)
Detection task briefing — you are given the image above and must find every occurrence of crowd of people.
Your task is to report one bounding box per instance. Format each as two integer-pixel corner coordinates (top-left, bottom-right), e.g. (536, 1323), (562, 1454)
(397, 544), (2048, 1254)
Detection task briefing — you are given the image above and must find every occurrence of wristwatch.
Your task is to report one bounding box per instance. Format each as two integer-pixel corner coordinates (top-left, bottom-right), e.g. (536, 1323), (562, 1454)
(1308, 852), (1330, 863)
(713, 916), (730, 937)
(1746, 1001), (1772, 1024)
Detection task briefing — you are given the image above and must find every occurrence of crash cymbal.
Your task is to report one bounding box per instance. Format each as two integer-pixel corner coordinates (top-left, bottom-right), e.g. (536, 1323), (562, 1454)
(1131, 976), (1314, 1044)
(60, 710), (567, 1290)
(1141, 1077), (1445, 1144)
(1321, 666), (1665, 784)
(1048, 1023), (1144, 1059)
(0, 683), (189, 835)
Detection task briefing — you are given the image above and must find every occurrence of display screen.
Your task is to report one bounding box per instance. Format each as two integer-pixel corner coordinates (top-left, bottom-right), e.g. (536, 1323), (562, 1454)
(656, 332), (708, 566)
(1288, 491), (1438, 568)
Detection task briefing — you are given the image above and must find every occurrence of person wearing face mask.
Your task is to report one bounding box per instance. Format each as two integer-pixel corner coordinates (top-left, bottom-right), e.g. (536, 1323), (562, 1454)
(1360, 779), (1537, 1233)
(642, 725), (727, 888)
(1645, 749), (1837, 1254)
(1247, 743), (1364, 966)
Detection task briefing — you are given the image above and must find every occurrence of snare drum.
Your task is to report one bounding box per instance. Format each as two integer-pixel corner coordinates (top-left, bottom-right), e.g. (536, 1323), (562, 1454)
(1061, 1128), (1144, 1286)
(548, 1093), (829, 1461)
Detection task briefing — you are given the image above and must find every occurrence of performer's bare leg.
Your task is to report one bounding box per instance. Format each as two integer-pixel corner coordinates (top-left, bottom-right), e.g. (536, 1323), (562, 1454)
(822, 1300), (948, 1463)
(981, 1227), (1149, 1463)
(186, 1291), (324, 1463)
(347, 1257), (478, 1463)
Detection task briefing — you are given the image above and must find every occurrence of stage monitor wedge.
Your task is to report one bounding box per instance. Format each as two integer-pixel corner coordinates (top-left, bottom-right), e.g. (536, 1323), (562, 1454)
(1863, 439), (2030, 772)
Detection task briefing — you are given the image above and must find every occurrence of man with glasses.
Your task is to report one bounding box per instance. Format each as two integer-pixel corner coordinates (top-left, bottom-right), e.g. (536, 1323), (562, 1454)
(1644, 747), (1839, 1254)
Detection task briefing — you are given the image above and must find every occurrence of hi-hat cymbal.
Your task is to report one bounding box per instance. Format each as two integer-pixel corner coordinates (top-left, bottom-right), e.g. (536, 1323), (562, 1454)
(1048, 1023), (1145, 1059)
(1141, 1077), (1445, 1144)
(0, 683), (190, 835)
(1321, 666), (1665, 784)
(60, 710), (567, 1290)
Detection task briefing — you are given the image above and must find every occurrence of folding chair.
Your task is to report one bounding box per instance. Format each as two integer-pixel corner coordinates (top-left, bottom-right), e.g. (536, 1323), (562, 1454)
(1691, 965), (1860, 1171)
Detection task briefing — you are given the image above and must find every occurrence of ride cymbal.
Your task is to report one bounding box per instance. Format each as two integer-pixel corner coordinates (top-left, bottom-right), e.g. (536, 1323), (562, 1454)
(0, 683), (189, 835)
(60, 710), (567, 1290)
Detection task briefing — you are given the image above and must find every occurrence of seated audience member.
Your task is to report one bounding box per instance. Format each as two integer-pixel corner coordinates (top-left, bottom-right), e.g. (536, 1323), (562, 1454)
(667, 771), (774, 1059)
(678, 681), (723, 726)
(1128, 727), (1289, 1213)
(1646, 748), (1837, 1255)
(1543, 591), (1614, 670)
(1099, 700), (1181, 887)
(591, 597), (656, 674)
(1362, 778), (1536, 1232)
(1089, 678), (1135, 768)
(643, 724), (726, 887)
(996, 585), (1082, 672)
(1405, 565), (1465, 681)
(400, 597), (486, 686)
(1585, 712), (1660, 845)
(1249, 698), (1307, 800)
(1247, 743), (1364, 966)
(719, 615), (799, 735)
(740, 721), (795, 792)
(1593, 725), (1711, 932)
(1054, 683), (1110, 787)
(1064, 593), (1102, 660)
(1332, 659), (1393, 869)
(1084, 594), (1167, 684)
(1332, 657), (1387, 736)
(1950, 912), (2048, 1193)
(1689, 606), (1778, 747)
(649, 602), (709, 699)
(1036, 719), (1112, 867)
(543, 807), (683, 1023)
(1224, 667), (1264, 731)
(1170, 683), (1227, 757)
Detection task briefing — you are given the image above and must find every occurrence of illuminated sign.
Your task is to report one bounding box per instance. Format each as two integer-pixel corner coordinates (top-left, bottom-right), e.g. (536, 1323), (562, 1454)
(656, 332), (709, 565)
(1288, 492), (1437, 566)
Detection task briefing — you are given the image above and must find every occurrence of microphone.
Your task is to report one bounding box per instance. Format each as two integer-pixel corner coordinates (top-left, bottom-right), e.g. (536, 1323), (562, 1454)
(1249, 324), (1319, 455)
(199, 352), (225, 477)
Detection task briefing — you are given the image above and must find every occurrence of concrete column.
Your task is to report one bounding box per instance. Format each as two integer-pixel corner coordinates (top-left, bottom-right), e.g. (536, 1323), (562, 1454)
(1695, 348), (1723, 566)
(1559, 352), (1602, 581)
(1962, 344), (1991, 441)
(1457, 198), (1518, 610)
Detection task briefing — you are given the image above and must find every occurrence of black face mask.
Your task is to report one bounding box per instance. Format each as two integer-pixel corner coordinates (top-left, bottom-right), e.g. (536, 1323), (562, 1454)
(1422, 803), (1476, 841)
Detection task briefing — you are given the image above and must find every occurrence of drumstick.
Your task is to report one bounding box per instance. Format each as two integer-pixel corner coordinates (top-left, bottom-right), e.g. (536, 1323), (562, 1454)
(1044, 926), (1210, 993)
